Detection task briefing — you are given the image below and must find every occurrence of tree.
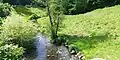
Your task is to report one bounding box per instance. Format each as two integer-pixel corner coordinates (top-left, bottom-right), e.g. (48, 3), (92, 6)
(46, 0), (64, 44)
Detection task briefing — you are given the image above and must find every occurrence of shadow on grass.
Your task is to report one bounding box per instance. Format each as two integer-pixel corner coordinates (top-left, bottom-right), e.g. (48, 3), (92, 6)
(64, 34), (110, 50)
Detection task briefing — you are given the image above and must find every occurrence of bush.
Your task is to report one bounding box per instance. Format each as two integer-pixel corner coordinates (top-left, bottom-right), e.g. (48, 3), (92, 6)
(0, 3), (11, 17)
(0, 44), (24, 60)
(32, 0), (46, 7)
(61, 0), (120, 15)
(1, 0), (46, 6)
(0, 14), (38, 51)
(2, 0), (32, 5)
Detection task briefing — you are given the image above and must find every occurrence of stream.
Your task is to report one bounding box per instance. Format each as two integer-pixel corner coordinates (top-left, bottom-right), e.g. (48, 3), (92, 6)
(35, 34), (83, 60)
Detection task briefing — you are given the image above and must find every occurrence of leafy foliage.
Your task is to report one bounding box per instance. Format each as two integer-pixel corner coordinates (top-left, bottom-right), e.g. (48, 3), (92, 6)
(0, 3), (11, 17)
(0, 14), (38, 51)
(1, 0), (46, 6)
(61, 0), (120, 14)
(2, 0), (32, 5)
(37, 17), (50, 35)
(0, 44), (24, 60)
(45, 0), (64, 44)
(32, 0), (46, 7)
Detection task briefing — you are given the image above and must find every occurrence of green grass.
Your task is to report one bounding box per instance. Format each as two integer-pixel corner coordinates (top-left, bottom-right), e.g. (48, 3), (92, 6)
(60, 5), (120, 60)
(14, 6), (33, 16)
(14, 6), (47, 20)
(38, 5), (120, 60)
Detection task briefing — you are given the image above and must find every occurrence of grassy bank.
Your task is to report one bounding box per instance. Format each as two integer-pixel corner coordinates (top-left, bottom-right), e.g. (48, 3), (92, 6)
(60, 5), (120, 60)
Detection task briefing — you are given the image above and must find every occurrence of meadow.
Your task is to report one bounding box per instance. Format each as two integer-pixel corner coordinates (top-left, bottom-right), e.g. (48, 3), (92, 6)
(61, 5), (120, 60)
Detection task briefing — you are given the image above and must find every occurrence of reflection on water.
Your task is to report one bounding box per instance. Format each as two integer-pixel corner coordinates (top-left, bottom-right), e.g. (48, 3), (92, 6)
(35, 34), (47, 60)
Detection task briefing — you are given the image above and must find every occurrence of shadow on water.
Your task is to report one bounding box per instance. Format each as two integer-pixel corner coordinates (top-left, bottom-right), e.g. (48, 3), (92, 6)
(63, 34), (110, 50)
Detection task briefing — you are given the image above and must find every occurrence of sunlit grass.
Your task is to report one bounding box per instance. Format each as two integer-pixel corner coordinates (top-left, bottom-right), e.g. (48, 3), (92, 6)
(37, 5), (120, 60)
(60, 5), (120, 60)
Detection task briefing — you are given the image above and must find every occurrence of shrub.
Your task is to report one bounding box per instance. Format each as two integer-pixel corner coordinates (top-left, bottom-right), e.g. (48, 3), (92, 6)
(0, 44), (24, 60)
(61, 0), (120, 15)
(32, 0), (46, 7)
(1, 0), (46, 6)
(0, 14), (38, 52)
(0, 3), (11, 17)
(2, 0), (32, 5)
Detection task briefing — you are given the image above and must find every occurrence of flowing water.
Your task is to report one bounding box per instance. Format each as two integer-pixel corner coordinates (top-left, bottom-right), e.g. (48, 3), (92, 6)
(35, 34), (49, 60)
(35, 34), (70, 60)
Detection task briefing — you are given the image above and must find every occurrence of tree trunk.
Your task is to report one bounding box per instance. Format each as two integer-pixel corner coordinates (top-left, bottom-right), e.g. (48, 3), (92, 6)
(46, 0), (57, 44)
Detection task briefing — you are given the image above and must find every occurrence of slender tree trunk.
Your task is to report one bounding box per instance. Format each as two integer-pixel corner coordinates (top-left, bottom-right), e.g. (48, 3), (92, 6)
(55, 16), (60, 37)
(46, 0), (57, 44)
(46, 0), (53, 26)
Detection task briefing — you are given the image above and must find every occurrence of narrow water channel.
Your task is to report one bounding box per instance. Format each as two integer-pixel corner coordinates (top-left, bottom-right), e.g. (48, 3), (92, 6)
(35, 34), (83, 60)
(35, 34), (71, 60)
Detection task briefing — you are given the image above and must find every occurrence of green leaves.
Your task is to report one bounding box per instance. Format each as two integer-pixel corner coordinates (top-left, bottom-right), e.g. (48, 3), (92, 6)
(0, 3), (11, 17)
(0, 14), (38, 51)
(60, 0), (120, 15)
(0, 44), (24, 60)
(0, 17), (3, 25)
